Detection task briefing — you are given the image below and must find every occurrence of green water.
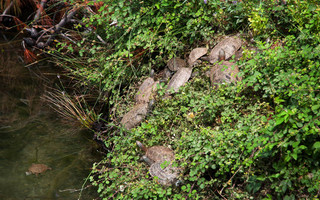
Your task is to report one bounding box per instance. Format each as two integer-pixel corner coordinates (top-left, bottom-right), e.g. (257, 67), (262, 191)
(0, 40), (99, 199)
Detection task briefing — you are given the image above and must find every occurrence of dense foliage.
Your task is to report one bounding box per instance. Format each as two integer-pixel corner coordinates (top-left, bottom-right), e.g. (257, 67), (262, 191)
(51, 0), (320, 199)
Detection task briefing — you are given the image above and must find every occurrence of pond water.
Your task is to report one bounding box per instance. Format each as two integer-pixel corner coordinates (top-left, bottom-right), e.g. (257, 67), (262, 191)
(0, 39), (99, 199)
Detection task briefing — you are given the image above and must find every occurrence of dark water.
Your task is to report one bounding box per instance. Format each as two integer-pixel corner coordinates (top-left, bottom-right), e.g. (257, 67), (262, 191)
(0, 39), (99, 199)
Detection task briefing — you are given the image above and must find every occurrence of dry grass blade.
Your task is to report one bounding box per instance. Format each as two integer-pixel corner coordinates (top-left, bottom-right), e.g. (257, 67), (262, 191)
(42, 89), (97, 129)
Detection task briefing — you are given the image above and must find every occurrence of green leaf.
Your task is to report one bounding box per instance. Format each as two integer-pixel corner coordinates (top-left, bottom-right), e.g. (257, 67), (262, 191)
(313, 142), (320, 149)
(312, 104), (320, 112)
(291, 153), (297, 160)
(275, 117), (285, 126)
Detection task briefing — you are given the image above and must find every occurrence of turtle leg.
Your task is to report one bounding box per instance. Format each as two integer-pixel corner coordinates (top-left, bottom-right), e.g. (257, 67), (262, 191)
(142, 155), (154, 166)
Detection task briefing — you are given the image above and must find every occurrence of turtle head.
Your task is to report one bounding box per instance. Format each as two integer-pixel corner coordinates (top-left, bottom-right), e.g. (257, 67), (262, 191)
(173, 179), (183, 187)
(136, 141), (148, 152)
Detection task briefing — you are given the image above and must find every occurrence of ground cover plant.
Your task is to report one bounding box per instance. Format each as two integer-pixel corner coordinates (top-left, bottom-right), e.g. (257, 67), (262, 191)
(21, 0), (320, 199)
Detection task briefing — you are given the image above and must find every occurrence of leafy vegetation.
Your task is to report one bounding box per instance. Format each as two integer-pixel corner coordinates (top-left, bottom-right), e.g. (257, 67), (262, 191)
(26, 0), (320, 199)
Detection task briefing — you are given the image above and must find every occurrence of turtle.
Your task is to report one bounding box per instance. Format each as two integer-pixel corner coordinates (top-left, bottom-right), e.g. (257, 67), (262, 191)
(26, 163), (51, 176)
(167, 57), (186, 72)
(136, 141), (175, 164)
(136, 141), (181, 186)
(209, 49), (241, 88)
(135, 77), (159, 104)
(149, 162), (181, 186)
(165, 67), (193, 95)
(208, 36), (242, 64)
(188, 47), (208, 67)
(120, 100), (154, 130)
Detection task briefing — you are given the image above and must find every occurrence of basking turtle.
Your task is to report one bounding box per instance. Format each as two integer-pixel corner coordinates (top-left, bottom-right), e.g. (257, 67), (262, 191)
(136, 141), (181, 186)
(149, 162), (181, 186)
(136, 141), (175, 164)
(135, 77), (159, 104)
(208, 36), (242, 64)
(120, 102), (152, 130)
(26, 163), (51, 176)
(188, 47), (207, 67)
(167, 57), (186, 72)
(209, 49), (241, 88)
(165, 67), (193, 95)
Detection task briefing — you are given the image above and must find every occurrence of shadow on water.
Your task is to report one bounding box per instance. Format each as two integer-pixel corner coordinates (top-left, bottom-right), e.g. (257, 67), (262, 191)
(0, 38), (100, 199)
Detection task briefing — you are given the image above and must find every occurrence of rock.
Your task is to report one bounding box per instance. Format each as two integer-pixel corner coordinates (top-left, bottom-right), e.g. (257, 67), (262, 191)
(166, 67), (193, 94)
(188, 47), (207, 66)
(120, 103), (150, 130)
(167, 57), (186, 72)
(208, 36), (242, 64)
(135, 77), (159, 104)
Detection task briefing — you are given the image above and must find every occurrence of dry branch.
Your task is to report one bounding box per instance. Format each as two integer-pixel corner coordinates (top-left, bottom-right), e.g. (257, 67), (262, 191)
(34, 0), (47, 22)
(2, 0), (13, 15)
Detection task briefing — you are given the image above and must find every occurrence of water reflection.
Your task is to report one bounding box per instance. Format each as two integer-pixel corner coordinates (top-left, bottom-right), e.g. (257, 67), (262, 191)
(0, 39), (99, 199)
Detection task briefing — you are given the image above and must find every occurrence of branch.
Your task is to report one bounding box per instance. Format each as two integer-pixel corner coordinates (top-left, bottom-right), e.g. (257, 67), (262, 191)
(34, 0), (47, 22)
(3, 0), (14, 15)
(44, 6), (79, 46)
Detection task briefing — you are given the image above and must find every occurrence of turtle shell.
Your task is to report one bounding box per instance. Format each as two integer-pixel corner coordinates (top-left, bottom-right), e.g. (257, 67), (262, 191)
(167, 57), (186, 72)
(146, 146), (175, 163)
(208, 36), (242, 64)
(135, 77), (159, 104)
(27, 163), (51, 176)
(210, 61), (241, 87)
(149, 162), (179, 186)
(166, 67), (192, 94)
(136, 141), (175, 164)
(120, 103), (149, 130)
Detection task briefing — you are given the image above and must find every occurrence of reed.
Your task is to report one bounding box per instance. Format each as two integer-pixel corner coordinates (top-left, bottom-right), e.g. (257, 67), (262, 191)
(43, 89), (97, 129)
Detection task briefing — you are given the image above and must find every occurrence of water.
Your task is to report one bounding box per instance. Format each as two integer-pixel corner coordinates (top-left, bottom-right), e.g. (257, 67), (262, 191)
(0, 39), (99, 199)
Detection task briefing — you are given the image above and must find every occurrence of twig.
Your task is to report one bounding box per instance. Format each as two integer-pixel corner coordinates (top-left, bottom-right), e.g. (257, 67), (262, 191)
(3, 0), (14, 15)
(34, 0), (47, 22)
(184, 182), (196, 200)
(219, 147), (258, 196)
(43, 5), (79, 47)
(60, 33), (77, 44)
(59, 185), (90, 193)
